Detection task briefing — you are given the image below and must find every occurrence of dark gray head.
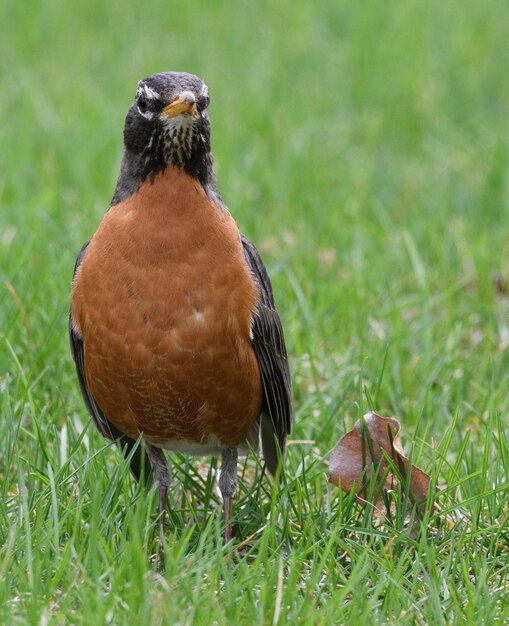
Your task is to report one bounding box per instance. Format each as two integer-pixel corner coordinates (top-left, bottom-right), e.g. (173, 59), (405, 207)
(112, 72), (216, 205)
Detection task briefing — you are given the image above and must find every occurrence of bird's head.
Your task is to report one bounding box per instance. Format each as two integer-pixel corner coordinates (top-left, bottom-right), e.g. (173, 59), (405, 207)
(121, 72), (212, 185)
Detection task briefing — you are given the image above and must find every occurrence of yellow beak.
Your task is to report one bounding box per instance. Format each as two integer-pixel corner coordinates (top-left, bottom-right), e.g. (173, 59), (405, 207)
(160, 91), (197, 119)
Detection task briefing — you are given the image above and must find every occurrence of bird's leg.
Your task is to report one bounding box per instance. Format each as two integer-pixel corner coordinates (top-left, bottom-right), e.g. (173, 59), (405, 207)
(145, 444), (171, 568)
(219, 448), (238, 543)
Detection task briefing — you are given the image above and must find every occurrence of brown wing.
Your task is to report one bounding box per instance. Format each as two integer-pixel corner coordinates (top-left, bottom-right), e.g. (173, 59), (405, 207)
(241, 235), (292, 475)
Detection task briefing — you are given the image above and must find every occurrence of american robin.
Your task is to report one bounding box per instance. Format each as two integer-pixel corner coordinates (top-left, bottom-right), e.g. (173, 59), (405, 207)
(69, 71), (292, 543)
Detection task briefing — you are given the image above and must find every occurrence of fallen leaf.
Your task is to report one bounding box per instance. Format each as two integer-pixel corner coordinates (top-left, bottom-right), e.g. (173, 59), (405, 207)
(329, 412), (432, 515)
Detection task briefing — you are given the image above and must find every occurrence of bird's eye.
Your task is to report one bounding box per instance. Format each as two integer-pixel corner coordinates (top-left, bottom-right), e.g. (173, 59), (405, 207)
(197, 95), (210, 112)
(138, 95), (148, 114)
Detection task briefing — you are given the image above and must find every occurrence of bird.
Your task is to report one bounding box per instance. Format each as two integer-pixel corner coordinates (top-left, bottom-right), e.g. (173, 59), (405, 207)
(69, 71), (292, 545)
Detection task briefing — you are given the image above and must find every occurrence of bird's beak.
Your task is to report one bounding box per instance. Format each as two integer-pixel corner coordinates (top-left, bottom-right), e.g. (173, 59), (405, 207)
(160, 91), (198, 119)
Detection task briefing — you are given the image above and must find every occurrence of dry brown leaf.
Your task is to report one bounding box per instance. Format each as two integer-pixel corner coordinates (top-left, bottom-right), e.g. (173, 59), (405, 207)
(329, 412), (432, 515)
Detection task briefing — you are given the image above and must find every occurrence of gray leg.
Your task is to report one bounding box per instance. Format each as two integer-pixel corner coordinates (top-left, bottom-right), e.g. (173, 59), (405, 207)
(145, 444), (171, 567)
(219, 448), (238, 543)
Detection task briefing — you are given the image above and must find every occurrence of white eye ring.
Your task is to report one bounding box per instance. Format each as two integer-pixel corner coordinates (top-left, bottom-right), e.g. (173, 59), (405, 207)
(138, 107), (154, 120)
(135, 83), (161, 119)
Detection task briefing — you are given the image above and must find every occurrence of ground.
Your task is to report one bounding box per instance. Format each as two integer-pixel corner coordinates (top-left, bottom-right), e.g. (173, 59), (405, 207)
(1, 0), (508, 623)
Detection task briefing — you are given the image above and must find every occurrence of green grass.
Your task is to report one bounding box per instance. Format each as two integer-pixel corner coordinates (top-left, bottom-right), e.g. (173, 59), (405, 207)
(1, 0), (509, 623)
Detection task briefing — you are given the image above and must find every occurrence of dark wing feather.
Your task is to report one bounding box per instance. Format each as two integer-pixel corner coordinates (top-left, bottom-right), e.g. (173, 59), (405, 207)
(241, 235), (292, 475)
(69, 240), (151, 483)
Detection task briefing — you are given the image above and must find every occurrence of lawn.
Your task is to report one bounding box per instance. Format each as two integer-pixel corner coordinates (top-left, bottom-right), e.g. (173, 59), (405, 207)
(1, 0), (508, 623)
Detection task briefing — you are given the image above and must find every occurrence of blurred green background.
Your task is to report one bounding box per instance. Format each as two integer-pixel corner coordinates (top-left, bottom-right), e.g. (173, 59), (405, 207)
(1, 0), (508, 623)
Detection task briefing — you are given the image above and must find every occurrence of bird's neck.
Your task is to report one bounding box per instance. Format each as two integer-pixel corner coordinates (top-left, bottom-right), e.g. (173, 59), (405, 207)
(111, 148), (222, 208)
